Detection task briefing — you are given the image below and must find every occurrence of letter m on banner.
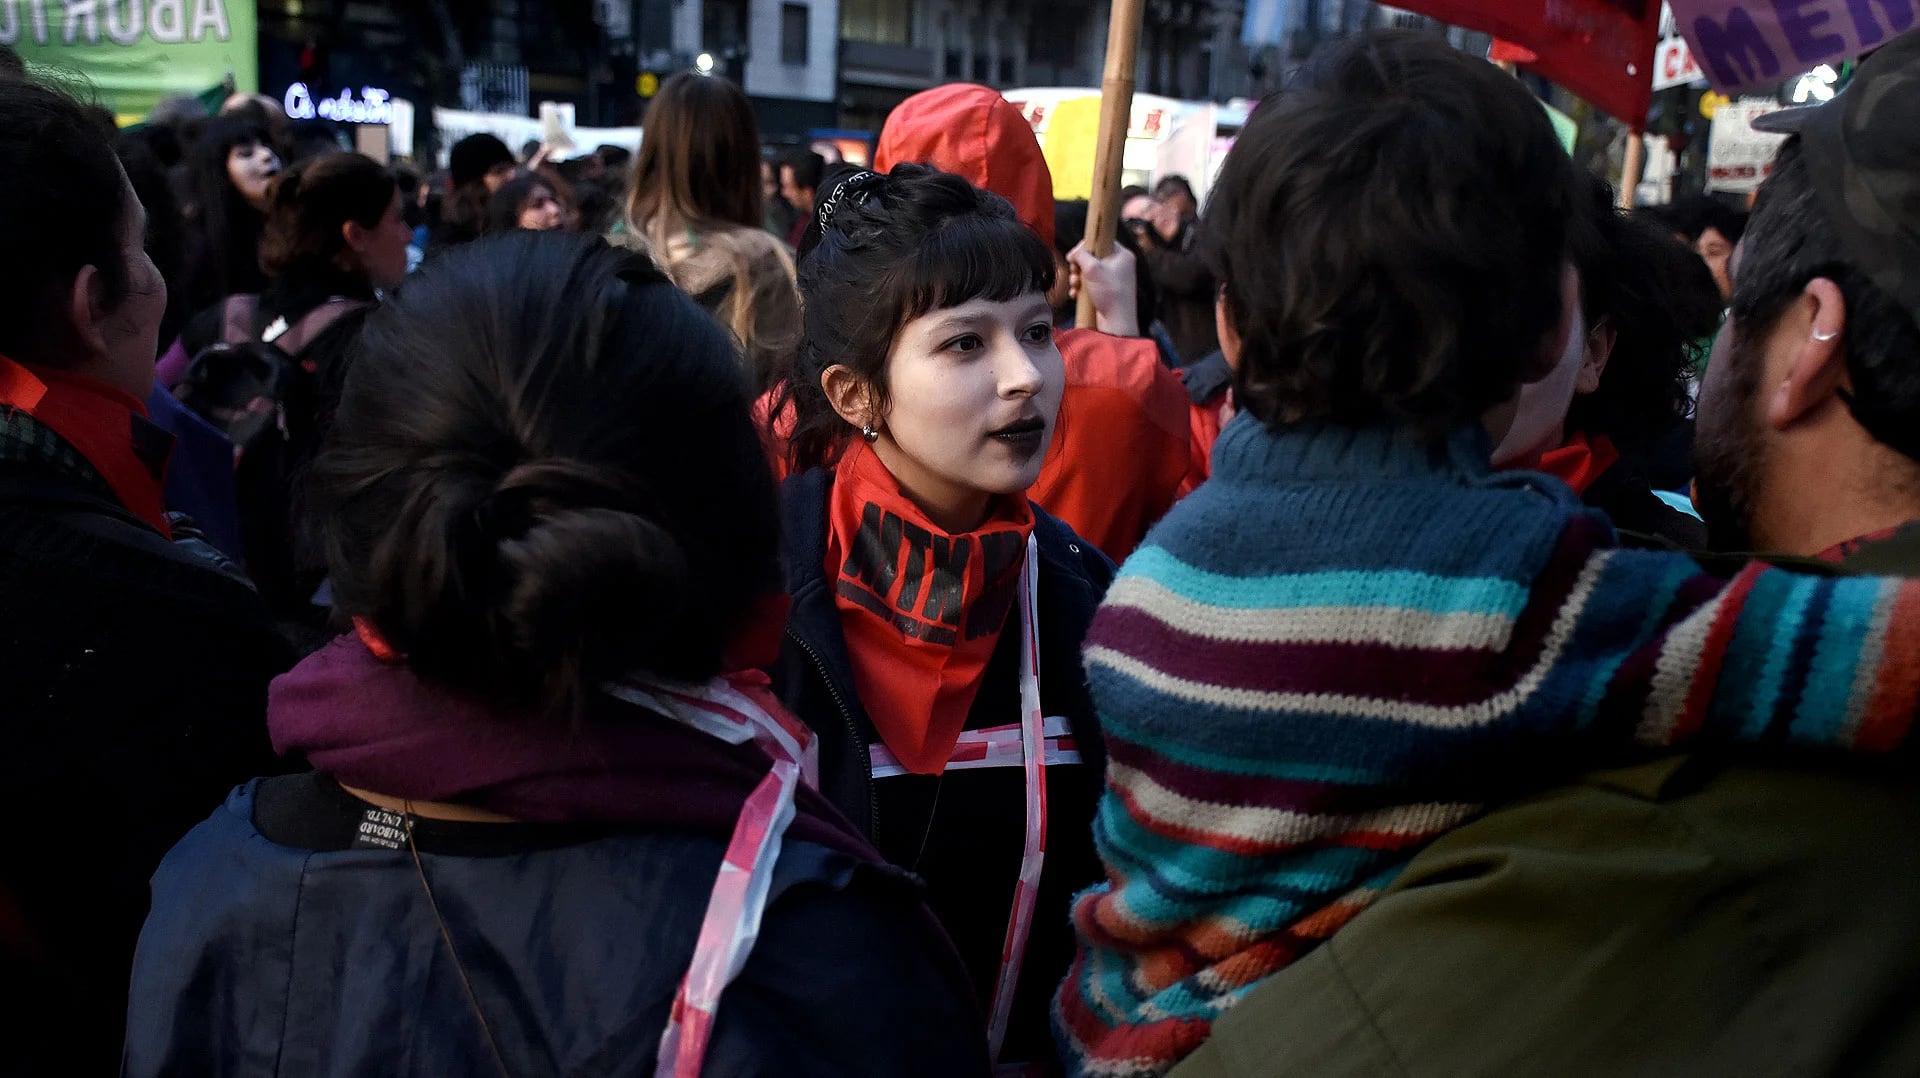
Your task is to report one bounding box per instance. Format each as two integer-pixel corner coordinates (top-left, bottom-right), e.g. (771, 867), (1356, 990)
(1672, 0), (1915, 93)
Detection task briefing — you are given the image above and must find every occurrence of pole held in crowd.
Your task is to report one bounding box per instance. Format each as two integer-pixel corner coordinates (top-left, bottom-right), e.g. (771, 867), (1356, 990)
(1077, 0), (1146, 329)
(1619, 132), (1644, 210)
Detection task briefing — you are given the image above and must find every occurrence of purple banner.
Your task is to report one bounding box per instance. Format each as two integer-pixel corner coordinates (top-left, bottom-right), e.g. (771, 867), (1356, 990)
(1673, 0), (1914, 91)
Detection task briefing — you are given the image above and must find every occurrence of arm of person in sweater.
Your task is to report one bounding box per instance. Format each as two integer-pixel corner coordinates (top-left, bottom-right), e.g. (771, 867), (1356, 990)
(1140, 242), (1215, 300)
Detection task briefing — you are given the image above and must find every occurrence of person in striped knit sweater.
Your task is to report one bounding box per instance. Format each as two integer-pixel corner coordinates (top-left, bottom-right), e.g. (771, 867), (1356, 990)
(1055, 31), (1920, 1078)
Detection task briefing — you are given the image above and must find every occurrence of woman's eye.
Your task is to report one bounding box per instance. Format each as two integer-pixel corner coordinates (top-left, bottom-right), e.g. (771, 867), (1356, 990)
(945, 334), (983, 353)
(1023, 323), (1053, 343)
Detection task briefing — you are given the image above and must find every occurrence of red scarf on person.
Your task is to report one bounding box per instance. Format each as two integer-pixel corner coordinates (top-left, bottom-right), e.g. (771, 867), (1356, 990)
(0, 355), (171, 537)
(827, 441), (1035, 774)
(1535, 430), (1621, 496)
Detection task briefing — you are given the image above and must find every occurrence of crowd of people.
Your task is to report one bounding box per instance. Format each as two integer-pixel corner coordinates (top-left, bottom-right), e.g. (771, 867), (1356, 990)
(3, 22), (1920, 1078)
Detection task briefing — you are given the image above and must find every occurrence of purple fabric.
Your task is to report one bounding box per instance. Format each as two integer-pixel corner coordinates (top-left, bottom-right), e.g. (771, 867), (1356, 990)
(155, 337), (193, 389)
(269, 635), (879, 859)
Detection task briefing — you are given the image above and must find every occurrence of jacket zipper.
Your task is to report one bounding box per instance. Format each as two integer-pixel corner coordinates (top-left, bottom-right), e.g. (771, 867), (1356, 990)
(785, 627), (879, 837)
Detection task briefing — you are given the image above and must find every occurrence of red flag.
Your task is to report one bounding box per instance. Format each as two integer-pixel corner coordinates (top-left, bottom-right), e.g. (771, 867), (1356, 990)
(1398, 0), (1661, 127)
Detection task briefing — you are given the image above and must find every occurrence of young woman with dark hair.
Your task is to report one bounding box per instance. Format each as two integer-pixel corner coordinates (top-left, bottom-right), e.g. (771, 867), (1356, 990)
(125, 232), (988, 1077)
(770, 164), (1113, 1071)
(1492, 176), (1721, 549)
(163, 151), (408, 623)
(620, 72), (800, 391)
(178, 116), (282, 312)
(0, 77), (288, 1073)
(488, 171), (567, 233)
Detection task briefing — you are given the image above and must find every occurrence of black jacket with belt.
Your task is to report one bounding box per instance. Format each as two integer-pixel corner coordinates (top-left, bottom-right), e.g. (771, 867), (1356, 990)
(770, 466), (1115, 1067)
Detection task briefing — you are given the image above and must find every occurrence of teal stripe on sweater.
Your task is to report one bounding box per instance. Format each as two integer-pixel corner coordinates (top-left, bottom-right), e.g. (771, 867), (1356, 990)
(1123, 546), (1531, 618)
(1793, 576), (1883, 745)
(1096, 807), (1385, 906)
(1089, 701), (1390, 784)
(1745, 574), (1816, 738)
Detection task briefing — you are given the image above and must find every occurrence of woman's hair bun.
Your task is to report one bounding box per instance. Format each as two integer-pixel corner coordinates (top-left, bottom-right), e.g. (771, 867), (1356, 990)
(312, 232), (782, 718)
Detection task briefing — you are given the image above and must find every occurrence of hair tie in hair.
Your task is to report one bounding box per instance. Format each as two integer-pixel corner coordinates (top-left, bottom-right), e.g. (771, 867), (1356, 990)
(817, 170), (882, 232)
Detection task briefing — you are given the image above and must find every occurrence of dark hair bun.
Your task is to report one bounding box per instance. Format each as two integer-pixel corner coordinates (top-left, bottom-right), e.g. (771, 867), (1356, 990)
(315, 232), (781, 715)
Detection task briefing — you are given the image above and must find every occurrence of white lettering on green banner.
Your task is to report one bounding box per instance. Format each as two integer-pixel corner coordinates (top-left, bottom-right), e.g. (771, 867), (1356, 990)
(0, 0), (258, 119)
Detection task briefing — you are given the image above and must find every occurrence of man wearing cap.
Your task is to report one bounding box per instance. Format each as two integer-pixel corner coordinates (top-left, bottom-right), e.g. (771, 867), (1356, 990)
(1172, 31), (1920, 1078)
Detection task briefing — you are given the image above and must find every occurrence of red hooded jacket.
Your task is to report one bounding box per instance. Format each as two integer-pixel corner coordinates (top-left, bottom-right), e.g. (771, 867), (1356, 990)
(874, 84), (1190, 562)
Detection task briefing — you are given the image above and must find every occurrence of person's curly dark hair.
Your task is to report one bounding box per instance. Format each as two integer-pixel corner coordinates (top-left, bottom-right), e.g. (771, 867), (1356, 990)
(1202, 30), (1579, 439)
(1567, 176), (1722, 450)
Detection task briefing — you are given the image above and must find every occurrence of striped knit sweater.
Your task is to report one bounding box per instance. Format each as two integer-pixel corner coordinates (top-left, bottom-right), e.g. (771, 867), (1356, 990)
(1055, 416), (1920, 1078)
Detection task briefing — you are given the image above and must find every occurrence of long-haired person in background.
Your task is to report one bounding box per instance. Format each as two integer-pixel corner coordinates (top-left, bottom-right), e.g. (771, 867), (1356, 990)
(1491, 175), (1721, 549)
(164, 152), (408, 630)
(125, 233), (988, 1077)
(771, 165), (1112, 1071)
(488, 171), (569, 233)
(0, 77), (288, 1072)
(621, 72), (801, 391)
(178, 116), (281, 313)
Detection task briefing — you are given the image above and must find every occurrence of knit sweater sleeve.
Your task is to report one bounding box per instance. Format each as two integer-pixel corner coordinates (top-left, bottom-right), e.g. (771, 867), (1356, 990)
(1056, 510), (1920, 1078)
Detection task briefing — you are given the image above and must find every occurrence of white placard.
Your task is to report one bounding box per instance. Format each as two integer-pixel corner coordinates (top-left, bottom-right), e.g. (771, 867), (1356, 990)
(1706, 98), (1787, 194)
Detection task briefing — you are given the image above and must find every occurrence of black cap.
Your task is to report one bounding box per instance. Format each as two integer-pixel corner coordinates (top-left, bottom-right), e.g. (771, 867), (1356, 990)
(1750, 30), (1920, 319)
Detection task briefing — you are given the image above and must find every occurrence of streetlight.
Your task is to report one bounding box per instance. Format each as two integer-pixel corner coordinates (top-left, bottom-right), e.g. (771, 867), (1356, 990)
(695, 52), (716, 75)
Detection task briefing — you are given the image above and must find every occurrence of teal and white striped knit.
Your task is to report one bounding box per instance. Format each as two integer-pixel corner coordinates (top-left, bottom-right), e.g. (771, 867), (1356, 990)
(1056, 415), (1920, 1078)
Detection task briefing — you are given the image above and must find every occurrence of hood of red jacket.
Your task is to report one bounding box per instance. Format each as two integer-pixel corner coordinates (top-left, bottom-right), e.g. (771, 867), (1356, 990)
(875, 83), (1055, 250)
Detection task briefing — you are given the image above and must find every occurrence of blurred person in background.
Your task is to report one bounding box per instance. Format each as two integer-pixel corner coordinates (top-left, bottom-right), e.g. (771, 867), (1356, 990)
(621, 73), (801, 392)
(430, 133), (517, 251)
(488, 172), (568, 233)
(178, 116), (281, 312)
(163, 153), (406, 632)
(1492, 176), (1719, 549)
(781, 149), (826, 249)
(1125, 175), (1218, 365)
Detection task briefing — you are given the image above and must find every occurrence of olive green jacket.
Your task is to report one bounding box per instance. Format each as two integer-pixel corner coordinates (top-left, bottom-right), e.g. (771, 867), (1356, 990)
(1173, 530), (1920, 1078)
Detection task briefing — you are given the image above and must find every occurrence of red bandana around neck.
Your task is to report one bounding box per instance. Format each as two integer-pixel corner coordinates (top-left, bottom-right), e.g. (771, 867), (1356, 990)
(1536, 430), (1621, 496)
(826, 441), (1036, 774)
(0, 355), (171, 537)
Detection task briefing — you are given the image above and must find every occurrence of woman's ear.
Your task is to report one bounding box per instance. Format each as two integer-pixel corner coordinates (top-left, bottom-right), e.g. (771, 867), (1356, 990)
(62, 264), (113, 363)
(821, 365), (877, 431)
(1576, 318), (1617, 395)
(1215, 289), (1243, 373)
(342, 219), (373, 260)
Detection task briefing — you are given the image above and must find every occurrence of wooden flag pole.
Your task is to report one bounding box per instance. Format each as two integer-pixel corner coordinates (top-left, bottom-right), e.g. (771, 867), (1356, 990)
(1077, 0), (1147, 330)
(1619, 129), (1645, 210)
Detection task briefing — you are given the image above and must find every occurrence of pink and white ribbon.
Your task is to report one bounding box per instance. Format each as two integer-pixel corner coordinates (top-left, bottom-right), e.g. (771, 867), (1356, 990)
(607, 673), (817, 1078)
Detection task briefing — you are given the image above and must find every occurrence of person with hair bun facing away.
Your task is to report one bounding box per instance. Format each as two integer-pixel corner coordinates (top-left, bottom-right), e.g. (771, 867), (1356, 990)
(125, 232), (987, 1078)
(770, 164), (1113, 1072)
(0, 77), (288, 1073)
(620, 73), (801, 392)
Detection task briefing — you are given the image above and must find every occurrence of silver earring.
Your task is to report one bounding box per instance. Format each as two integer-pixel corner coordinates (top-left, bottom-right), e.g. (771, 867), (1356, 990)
(861, 422), (879, 443)
(1812, 327), (1840, 342)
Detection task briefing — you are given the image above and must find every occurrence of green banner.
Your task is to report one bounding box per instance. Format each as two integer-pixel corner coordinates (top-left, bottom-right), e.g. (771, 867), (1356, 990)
(1, 0), (257, 121)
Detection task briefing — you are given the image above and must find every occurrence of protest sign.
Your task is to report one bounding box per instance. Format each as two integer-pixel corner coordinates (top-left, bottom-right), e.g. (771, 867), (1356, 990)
(1672, 0), (1912, 94)
(0, 0), (258, 120)
(1706, 97), (1788, 192)
(1653, 34), (1705, 89)
(1392, 0), (1663, 125)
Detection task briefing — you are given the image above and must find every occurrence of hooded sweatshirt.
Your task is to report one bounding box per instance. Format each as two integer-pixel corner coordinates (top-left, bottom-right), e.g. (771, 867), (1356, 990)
(874, 84), (1191, 563)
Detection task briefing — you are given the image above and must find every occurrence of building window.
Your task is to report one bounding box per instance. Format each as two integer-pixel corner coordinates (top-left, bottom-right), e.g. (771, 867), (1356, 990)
(946, 50), (964, 77)
(781, 3), (809, 64)
(972, 53), (989, 81)
(1028, 19), (1079, 70)
(997, 55), (1015, 84)
(841, 0), (911, 44)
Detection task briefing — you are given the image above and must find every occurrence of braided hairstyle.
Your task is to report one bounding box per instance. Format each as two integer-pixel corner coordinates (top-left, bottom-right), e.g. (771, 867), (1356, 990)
(773, 162), (1055, 473)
